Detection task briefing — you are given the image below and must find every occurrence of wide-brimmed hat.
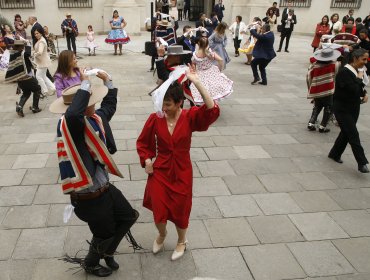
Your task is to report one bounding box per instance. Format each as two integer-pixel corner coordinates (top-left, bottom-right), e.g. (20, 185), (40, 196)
(66, 12), (72, 17)
(49, 84), (108, 114)
(167, 45), (192, 56)
(157, 19), (172, 27)
(313, 48), (341, 62)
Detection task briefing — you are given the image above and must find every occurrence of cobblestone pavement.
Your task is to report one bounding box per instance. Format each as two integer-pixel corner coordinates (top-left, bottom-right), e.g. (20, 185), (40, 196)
(0, 30), (370, 280)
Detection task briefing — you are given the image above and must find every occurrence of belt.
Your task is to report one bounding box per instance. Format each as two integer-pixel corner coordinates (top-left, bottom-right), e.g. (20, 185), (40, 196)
(70, 183), (110, 201)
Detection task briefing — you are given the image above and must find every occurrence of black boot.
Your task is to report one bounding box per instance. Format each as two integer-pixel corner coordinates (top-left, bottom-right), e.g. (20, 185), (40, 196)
(104, 256), (119, 270)
(83, 237), (115, 277)
(16, 102), (24, 117)
(31, 91), (42, 113)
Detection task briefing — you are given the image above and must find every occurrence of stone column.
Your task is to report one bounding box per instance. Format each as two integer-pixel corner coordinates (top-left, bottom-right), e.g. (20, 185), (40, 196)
(104, 0), (145, 35)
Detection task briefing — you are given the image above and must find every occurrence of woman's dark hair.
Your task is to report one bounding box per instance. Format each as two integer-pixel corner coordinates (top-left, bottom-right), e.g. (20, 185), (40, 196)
(88, 25), (93, 30)
(321, 15), (329, 25)
(356, 17), (362, 23)
(215, 22), (227, 34)
(236, 15), (242, 22)
(164, 82), (184, 104)
(55, 50), (75, 78)
(14, 14), (21, 21)
(349, 48), (368, 63)
(198, 36), (209, 50)
(331, 13), (339, 21)
(113, 10), (119, 17)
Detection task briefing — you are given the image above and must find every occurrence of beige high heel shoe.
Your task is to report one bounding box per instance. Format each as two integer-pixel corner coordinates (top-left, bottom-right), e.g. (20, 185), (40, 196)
(171, 240), (188, 261)
(152, 232), (167, 254)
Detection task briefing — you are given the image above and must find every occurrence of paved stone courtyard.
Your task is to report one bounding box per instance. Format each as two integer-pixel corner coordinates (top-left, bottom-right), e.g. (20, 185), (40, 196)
(0, 29), (370, 280)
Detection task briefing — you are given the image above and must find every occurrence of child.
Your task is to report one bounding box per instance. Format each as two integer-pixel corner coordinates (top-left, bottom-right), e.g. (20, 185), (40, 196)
(85, 25), (98, 56)
(190, 37), (233, 105)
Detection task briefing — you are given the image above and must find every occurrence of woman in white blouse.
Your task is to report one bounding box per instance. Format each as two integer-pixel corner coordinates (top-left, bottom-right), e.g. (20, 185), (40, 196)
(229, 15), (248, 57)
(34, 29), (55, 97)
(329, 13), (343, 35)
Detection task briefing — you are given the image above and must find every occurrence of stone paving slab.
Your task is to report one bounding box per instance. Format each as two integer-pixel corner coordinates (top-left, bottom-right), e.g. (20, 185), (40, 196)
(287, 241), (355, 277)
(192, 247), (254, 280)
(240, 244), (306, 280)
(214, 195), (262, 217)
(252, 193), (303, 215)
(0, 259), (37, 280)
(333, 238), (370, 273)
(248, 215), (304, 244)
(2, 205), (50, 229)
(0, 229), (21, 260)
(0, 185), (37, 206)
(329, 210), (370, 238)
(222, 174), (267, 194)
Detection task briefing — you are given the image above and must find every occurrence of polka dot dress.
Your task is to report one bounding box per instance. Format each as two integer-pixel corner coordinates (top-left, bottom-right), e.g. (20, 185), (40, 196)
(190, 52), (233, 105)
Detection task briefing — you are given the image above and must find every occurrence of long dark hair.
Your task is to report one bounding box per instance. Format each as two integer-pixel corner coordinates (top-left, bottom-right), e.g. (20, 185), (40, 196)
(321, 15), (329, 26)
(215, 22), (227, 35)
(55, 50), (75, 78)
(113, 10), (119, 18)
(331, 13), (339, 22)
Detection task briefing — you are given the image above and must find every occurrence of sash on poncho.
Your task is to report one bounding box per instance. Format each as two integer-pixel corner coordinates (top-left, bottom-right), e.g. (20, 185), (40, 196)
(57, 114), (123, 194)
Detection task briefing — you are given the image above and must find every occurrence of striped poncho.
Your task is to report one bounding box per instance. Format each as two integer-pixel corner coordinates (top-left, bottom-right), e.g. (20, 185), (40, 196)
(57, 114), (123, 194)
(307, 61), (339, 99)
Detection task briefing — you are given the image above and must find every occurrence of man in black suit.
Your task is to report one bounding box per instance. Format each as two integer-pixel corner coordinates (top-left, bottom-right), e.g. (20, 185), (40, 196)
(282, 0), (294, 17)
(213, 0), (225, 22)
(177, 25), (196, 65)
(342, 9), (354, 24)
(195, 13), (212, 38)
(277, 9), (297, 52)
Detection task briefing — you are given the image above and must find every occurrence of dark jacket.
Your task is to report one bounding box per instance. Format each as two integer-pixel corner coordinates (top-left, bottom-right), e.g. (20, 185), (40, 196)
(281, 13), (297, 31)
(64, 87), (118, 176)
(195, 20), (212, 37)
(250, 29), (276, 60)
(213, 4), (225, 19)
(177, 35), (195, 64)
(31, 22), (46, 47)
(333, 67), (365, 113)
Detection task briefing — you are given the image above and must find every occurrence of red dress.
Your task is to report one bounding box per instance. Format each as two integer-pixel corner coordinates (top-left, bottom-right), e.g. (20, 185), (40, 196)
(136, 105), (220, 229)
(311, 23), (330, 49)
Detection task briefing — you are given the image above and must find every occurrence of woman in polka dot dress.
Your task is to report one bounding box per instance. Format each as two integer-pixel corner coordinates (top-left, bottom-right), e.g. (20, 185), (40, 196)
(190, 37), (233, 105)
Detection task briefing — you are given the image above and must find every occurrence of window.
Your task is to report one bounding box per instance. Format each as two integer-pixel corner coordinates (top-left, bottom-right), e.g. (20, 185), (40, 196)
(330, 0), (362, 9)
(0, 0), (35, 9)
(279, 0), (311, 8)
(58, 0), (92, 8)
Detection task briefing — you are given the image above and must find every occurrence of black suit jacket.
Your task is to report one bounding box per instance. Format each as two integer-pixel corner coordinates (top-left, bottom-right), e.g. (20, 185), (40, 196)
(177, 35), (195, 64)
(31, 22), (47, 47)
(64, 87), (118, 177)
(281, 14), (297, 31)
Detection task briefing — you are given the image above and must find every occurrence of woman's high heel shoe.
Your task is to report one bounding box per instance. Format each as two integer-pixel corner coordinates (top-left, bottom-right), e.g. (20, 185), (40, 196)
(171, 240), (188, 261)
(153, 232), (167, 254)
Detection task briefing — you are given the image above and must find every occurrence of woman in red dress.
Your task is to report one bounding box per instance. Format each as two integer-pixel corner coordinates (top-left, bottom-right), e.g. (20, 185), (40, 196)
(136, 66), (220, 261)
(311, 15), (330, 52)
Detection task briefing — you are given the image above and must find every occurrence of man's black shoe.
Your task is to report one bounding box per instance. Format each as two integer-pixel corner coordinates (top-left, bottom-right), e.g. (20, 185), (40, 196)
(328, 155), (343, 164)
(285, 50), (289, 53)
(258, 81), (267, 85)
(277, 49), (281, 52)
(16, 102), (24, 117)
(358, 165), (370, 173)
(104, 256), (119, 270)
(85, 264), (112, 277)
(251, 78), (260, 85)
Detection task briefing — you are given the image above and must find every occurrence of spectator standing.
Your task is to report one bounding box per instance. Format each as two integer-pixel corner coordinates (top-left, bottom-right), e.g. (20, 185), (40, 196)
(355, 17), (364, 37)
(213, 0), (225, 22)
(329, 13), (342, 35)
(184, 0), (190, 20)
(277, 9), (297, 52)
(177, 0), (184, 21)
(266, 2), (280, 24)
(61, 13), (78, 54)
(311, 15), (330, 52)
(14, 14), (27, 39)
(342, 9), (355, 24)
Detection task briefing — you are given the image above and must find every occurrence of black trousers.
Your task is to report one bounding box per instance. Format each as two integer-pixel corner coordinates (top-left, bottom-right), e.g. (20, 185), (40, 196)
(329, 107), (369, 166)
(178, 9), (183, 21)
(66, 34), (77, 54)
(234, 37), (241, 54)
(251, 58), (272, 83)
(71, 184), (138, 255)
(309, 95), (333, 127)
(279, 29), (292, 51)
(17, 77), (41, 109)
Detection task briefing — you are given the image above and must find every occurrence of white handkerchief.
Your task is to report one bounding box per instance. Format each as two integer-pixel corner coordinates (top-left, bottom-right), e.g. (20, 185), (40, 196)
(63, 204), (74, 223)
